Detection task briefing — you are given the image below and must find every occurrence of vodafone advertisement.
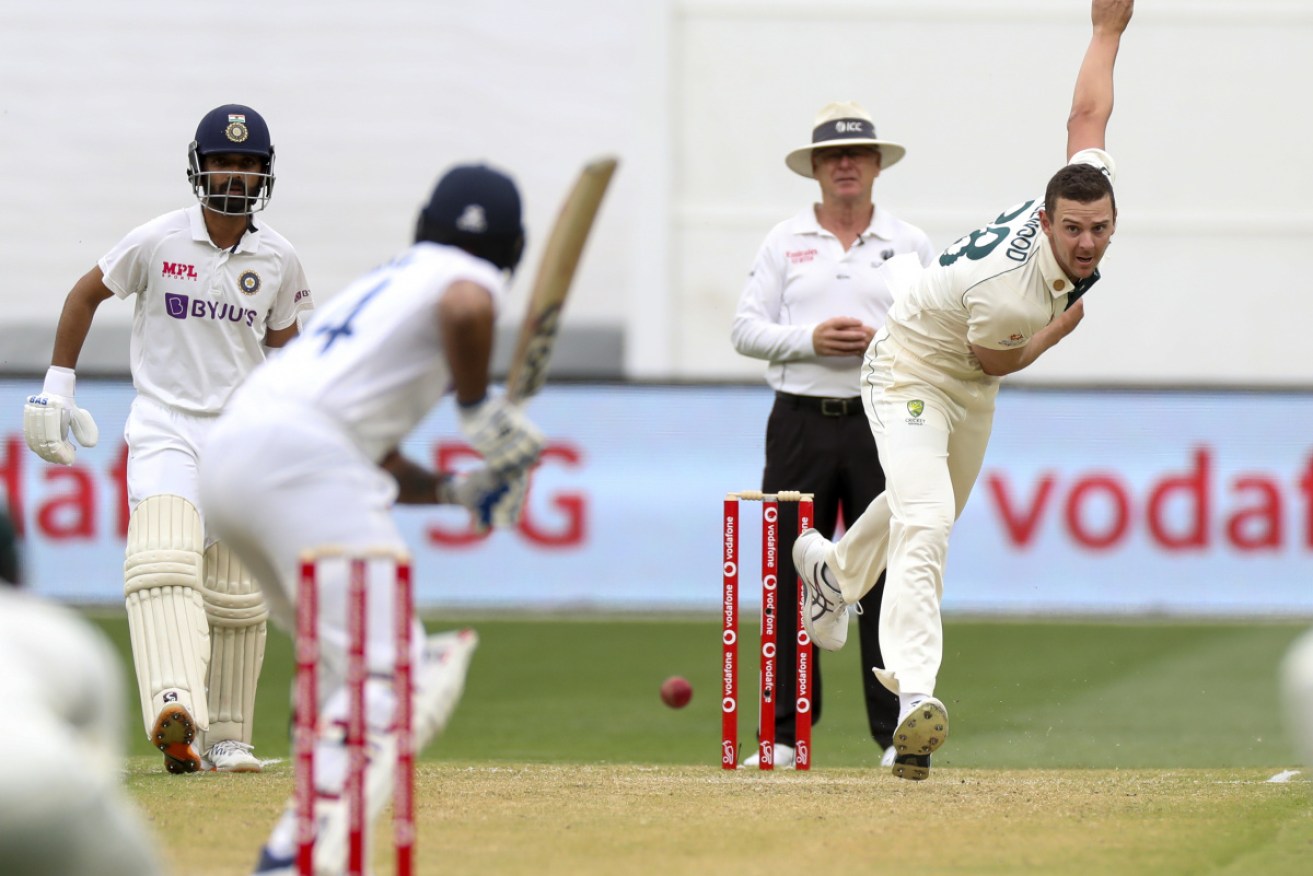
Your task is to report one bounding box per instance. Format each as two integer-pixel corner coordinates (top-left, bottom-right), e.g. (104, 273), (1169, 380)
(2, 380), (1311, 615)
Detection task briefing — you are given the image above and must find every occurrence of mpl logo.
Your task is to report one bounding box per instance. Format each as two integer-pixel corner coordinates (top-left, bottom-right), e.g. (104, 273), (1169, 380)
(162, 261), (198, 280)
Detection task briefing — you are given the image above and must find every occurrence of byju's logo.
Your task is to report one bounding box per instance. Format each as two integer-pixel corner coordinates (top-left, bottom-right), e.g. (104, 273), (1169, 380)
(166, 293), (189, 319)
(164, 293), (257, 327)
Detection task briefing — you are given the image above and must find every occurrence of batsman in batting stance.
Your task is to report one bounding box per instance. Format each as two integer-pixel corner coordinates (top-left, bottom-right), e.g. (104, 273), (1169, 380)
(199, 163), (543, 874)
(22, 104), (314, 774)
(794, 0), (1135, 780)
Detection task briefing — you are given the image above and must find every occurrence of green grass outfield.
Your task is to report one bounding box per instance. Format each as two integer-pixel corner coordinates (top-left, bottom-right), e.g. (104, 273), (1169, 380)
(88, 614), (1313, 874)
(89, 613), (1311, 769)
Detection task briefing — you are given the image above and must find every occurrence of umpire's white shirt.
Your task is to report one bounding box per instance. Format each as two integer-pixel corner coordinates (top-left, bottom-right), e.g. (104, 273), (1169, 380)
(99, 205), (312, 415)
(237, 242), (507, 463)
(731, 205), (934, 398)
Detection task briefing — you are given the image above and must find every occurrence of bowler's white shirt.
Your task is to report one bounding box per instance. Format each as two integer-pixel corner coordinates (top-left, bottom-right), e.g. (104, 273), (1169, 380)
(238, 242), (507, 462)
(882, 149), (1116, 384)
(99, 205), (312, 414)
(732, 205), (934, 397)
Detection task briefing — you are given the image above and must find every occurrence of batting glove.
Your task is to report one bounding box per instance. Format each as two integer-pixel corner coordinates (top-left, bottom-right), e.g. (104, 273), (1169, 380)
(23, 366), (100, 465)
(457, 395), (544, 476)
(440, 466), (532, 534)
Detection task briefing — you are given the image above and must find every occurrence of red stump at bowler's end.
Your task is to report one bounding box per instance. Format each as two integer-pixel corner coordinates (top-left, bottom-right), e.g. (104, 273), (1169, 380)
(722, 491), (814, 771)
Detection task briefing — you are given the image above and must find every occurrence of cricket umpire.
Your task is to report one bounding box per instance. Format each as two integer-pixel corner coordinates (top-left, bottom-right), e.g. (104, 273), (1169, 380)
(731, 101), (934, 767)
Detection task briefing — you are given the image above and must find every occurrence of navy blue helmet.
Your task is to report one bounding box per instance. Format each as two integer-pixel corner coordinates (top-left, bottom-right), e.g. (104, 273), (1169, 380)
(187, 104), (276, 214)
(415, 164), (525, 273)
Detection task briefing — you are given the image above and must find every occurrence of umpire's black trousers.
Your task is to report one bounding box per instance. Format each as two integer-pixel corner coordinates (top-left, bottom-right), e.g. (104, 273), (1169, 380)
(761, 390), (898, 751)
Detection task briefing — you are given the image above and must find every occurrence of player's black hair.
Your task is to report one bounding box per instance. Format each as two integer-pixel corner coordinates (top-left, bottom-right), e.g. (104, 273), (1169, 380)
(0, 507), (21, 587)
(415, 164), (525, 273)
(1044, 163), (1116, 218)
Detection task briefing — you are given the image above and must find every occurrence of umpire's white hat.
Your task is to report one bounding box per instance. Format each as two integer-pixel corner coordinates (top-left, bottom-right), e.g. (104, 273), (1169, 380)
(785, 101), (906, 178)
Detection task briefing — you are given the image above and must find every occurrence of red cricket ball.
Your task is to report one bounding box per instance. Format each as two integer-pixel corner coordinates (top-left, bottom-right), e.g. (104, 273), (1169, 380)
(660, 676), (693, 709)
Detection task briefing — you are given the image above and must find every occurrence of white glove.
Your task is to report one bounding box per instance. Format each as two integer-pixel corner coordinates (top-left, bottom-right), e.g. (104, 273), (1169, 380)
(440, 466), (532, 534)
(457, 395), (544, 476)
(23, 366), (100, 465)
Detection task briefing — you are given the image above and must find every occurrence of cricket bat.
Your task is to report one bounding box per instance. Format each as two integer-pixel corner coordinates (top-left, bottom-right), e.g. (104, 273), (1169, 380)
(505, 156), (618, 404)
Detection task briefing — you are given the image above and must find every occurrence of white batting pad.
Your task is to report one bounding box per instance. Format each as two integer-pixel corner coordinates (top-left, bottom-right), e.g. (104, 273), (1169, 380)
(201, 541), (269, 746)
(311, 628), (479, 875)
(415, 628), (479, 752)
(123, 495), (210, 734)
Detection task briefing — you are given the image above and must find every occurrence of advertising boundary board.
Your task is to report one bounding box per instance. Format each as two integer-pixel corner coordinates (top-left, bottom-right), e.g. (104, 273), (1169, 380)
(2, 381), (1311, 616)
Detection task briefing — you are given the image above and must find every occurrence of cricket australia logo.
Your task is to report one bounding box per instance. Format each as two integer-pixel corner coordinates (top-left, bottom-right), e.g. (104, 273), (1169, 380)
(906, 399), (926, 425)
(238, 270), (261, 296)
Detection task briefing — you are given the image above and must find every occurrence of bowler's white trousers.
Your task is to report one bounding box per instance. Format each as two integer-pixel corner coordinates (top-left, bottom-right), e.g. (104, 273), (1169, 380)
(826, 332), (997, 696)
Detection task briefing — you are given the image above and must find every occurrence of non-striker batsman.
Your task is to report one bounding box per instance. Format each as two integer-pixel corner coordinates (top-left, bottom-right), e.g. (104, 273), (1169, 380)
(22, 104), (315, 773)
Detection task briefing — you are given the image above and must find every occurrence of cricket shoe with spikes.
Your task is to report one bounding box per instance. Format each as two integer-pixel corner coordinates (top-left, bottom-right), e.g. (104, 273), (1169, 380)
(152, 702), (202, 774)
(891, 696), (948, 781)
(792, 528), (849, 651)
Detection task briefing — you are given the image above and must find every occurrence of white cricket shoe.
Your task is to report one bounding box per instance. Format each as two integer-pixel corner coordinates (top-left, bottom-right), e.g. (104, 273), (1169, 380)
(881, 745), (897, 767)
(206, 739), (263, 773)
(792, 528), (848, 651)
(740, 742), (795, 769)
(890, 697), (948, 781)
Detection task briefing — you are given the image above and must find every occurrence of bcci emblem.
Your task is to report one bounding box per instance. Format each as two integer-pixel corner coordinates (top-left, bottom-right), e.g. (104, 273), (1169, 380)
(238, 270), (261, 296)
(225, 114), (249, 143)
(907, 400), (925, 418)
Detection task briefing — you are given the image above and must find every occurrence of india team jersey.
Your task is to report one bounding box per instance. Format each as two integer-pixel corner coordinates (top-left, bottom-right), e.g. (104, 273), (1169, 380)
(240, 242), (507, 462)
(99, 204), (312, 414)
(883, 149), (1115, 382)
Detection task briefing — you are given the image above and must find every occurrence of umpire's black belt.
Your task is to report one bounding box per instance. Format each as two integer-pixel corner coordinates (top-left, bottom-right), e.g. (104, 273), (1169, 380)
(774, 391), (864, 417)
